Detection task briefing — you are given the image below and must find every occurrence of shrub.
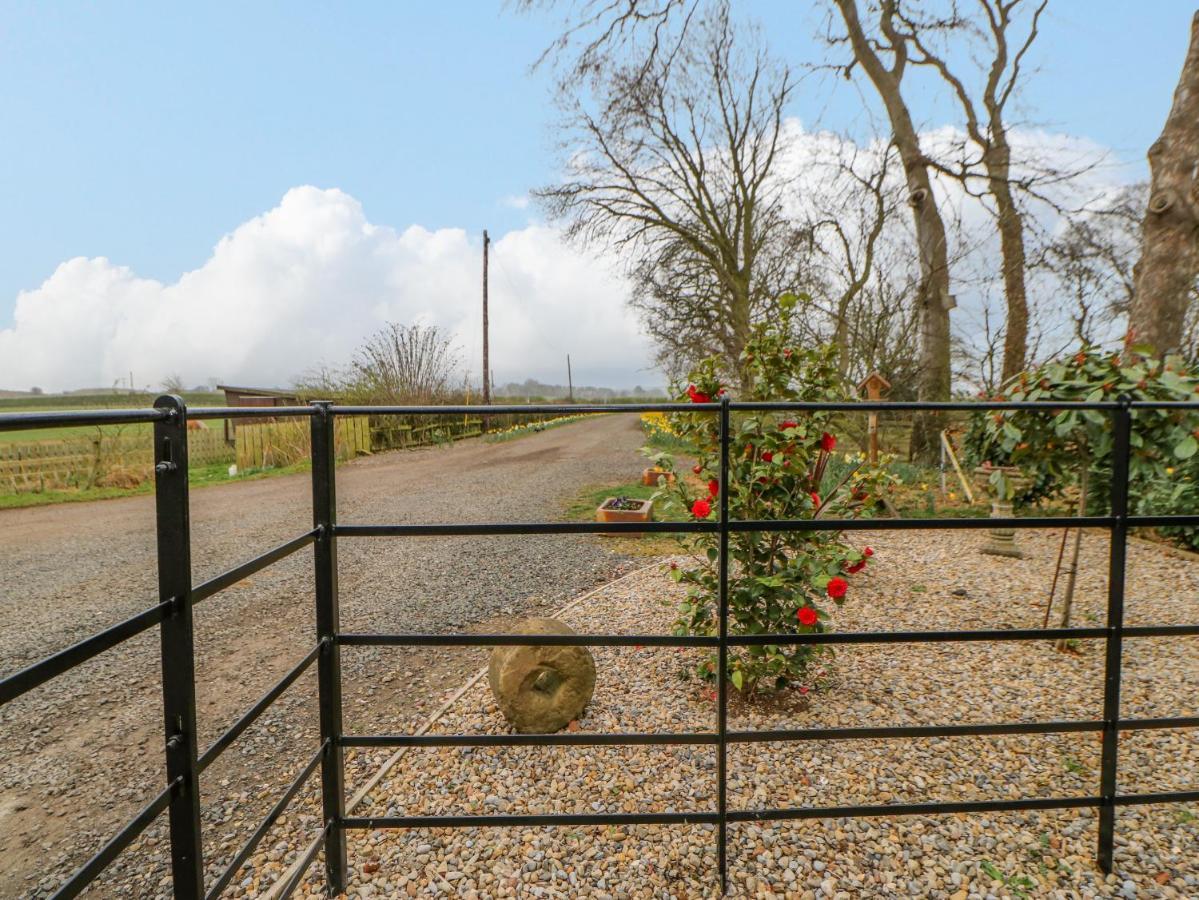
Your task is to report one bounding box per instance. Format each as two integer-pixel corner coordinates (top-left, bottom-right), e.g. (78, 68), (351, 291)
(963, 347), (1199, 548)
(647, 297), (896, 693)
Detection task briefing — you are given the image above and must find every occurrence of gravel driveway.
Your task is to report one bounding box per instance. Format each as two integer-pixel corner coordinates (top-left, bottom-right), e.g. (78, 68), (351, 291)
(0, 413), (649, 898)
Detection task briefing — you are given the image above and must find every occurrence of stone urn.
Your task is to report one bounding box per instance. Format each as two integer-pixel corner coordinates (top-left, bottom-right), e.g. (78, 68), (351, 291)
(973, 465), (1028, 559)
(488, 618), (596, 733)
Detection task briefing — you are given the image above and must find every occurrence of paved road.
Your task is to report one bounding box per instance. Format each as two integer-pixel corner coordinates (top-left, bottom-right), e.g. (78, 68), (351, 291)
(0, 414), (650, 898)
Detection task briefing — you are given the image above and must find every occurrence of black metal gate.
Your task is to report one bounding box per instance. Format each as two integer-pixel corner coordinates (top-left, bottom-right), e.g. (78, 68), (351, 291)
(1, 396), (1197, 898)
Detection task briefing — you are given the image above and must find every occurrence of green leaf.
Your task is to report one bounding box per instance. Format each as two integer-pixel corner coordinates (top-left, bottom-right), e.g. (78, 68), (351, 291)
(777, 293), (799, 310)
(730, 670), (744, 690)
(1175, 435), (1198, 459)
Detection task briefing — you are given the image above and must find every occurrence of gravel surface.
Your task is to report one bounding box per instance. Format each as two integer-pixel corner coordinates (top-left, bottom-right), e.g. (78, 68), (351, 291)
(276, 527), (1198, 899)
(0, 414), (650, 898)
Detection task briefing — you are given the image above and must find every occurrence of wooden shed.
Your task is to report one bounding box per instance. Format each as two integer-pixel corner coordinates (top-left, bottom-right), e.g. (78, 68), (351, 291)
(217, 384), (302, 442)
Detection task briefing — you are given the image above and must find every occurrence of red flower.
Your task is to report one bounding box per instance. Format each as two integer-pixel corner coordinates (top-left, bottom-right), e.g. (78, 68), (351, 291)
(797, 606), (818, 626)
(809, 492), (820, 507)
(669, 561), (678, 570)
(864, 547), (874, 557)
(783, 349), (792, 359)
(708, 479), (720, 497)
(761, 450), (773, 463)
(845, 560), (867, 574)
(692, 464), (703, 475)
(691, 498), (712, 518)
(826, 577), (848, 599)
(820, 432), (836, 452)
(687, 384), (711, 403)
(757, 476), (769, 485)
(781, 420), (797, 430)
(708, 691), (718, 702)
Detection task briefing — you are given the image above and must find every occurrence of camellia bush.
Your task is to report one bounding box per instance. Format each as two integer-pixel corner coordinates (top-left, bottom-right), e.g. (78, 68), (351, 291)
(964, 347), (1199, 549)
(647, 296), (896, 694)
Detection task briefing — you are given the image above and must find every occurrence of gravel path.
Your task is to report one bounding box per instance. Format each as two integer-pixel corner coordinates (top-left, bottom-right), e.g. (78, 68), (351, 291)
(283, 528), (1198, 899)
(0, 414), (650, 898)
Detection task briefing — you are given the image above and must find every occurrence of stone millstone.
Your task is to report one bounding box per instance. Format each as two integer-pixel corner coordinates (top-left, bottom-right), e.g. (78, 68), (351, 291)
(487, 618), (596, 734)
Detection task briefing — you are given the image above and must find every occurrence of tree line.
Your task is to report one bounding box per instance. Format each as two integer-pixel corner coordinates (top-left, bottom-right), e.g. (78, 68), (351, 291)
(521, 0), (1199, 460)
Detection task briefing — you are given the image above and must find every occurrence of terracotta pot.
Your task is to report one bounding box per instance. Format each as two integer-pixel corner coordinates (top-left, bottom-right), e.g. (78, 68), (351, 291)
(641, 466), (676, 487)
(595, 497), (654, 537)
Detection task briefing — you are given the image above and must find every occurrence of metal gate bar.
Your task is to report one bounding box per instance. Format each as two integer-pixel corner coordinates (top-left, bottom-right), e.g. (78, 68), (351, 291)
(1, 395), (1197, 899)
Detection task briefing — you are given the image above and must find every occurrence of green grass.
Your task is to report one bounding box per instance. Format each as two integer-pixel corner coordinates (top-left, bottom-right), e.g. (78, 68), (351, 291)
(0, 459), (310, 510)
(642, 428), (692, 454)
(0, 391), (228, 443)
(483, 414), (590, 443)
(566, 479), (688, 557)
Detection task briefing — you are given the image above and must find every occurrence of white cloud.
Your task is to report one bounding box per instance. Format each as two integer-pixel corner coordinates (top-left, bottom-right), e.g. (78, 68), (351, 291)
(1, 122), (1134, 395)
(0, 187), (656, 392)
(501, 194), (531, 210)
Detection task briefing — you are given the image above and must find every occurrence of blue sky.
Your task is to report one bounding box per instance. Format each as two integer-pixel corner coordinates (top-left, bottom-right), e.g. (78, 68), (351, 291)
(0, 1), (1194, 387)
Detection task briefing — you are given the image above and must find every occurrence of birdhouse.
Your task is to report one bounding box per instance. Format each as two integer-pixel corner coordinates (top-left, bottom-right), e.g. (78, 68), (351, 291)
(857, 371), (892, 401)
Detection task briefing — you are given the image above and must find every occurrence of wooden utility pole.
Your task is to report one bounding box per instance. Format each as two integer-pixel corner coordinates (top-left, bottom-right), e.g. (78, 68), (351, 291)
(482, 230), (491, 407)
(566, 354), (574, 403)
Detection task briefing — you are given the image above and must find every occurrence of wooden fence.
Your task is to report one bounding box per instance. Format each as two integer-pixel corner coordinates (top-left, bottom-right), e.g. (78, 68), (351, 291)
(235, 417), (371, 470)
(0, 428), (233, 494)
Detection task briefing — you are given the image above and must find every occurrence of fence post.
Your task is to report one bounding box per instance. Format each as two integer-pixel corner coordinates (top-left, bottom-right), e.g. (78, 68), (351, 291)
(310, 401), (348, 892)
(153, 394), (204, 900)
(717, 396), (730, 891)
(1098, 395), (1132, 873)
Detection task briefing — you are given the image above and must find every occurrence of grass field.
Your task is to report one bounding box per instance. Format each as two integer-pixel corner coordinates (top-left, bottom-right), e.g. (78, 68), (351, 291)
(0, 391), (228, 442)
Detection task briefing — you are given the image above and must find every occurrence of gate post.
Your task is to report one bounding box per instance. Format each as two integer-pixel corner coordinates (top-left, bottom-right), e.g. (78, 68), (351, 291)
(153, 394), (204, 899)
(311, 401), (348, 892)
(717, 395), (730, 891)
(1098, 395), (1132, 872)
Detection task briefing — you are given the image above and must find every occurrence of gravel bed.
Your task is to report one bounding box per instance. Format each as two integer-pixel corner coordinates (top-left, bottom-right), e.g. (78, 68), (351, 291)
(0, 414), (650, 898)
(276, 527), (1197, 899)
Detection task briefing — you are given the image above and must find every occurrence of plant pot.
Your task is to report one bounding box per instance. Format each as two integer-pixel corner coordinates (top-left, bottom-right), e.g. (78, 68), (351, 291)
(596, 497), (654, 537)
(641, 466), (676, 487)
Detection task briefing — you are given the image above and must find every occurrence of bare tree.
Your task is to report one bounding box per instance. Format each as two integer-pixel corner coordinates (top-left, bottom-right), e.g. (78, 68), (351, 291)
(889, 0), (1049, 386)
(1036, 184), (1144, 347)
(795, 142), (907, 376)
(351, 323), (460, 403)
(829, 0), (954, 461)
(301, 323), (461, 404)
(1127, 11), (1199, 355)
(535, 3), (806, 387)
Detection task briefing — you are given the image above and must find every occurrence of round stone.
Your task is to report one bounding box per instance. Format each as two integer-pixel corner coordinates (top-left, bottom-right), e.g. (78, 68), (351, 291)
(487, 618), (596, 733)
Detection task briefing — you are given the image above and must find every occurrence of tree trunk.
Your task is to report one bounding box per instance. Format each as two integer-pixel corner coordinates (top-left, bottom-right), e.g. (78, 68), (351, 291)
(833, 0), (953, 463)
(1127, 11), (1199, 355)
(988, 142), (1029, 384)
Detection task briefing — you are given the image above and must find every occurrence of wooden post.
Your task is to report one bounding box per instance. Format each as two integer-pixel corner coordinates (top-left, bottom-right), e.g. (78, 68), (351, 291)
(856, 372), (892, 463)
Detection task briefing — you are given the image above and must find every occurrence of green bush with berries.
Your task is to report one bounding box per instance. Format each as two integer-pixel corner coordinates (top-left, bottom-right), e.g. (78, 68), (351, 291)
(964, 347), (1199, 549)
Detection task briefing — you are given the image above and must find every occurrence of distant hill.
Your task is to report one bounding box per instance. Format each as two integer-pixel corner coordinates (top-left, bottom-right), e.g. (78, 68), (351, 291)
(494, 380), (668, 401)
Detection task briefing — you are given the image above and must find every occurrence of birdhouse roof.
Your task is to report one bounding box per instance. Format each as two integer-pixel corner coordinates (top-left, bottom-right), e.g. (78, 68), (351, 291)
(857, 371), (892, 394)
